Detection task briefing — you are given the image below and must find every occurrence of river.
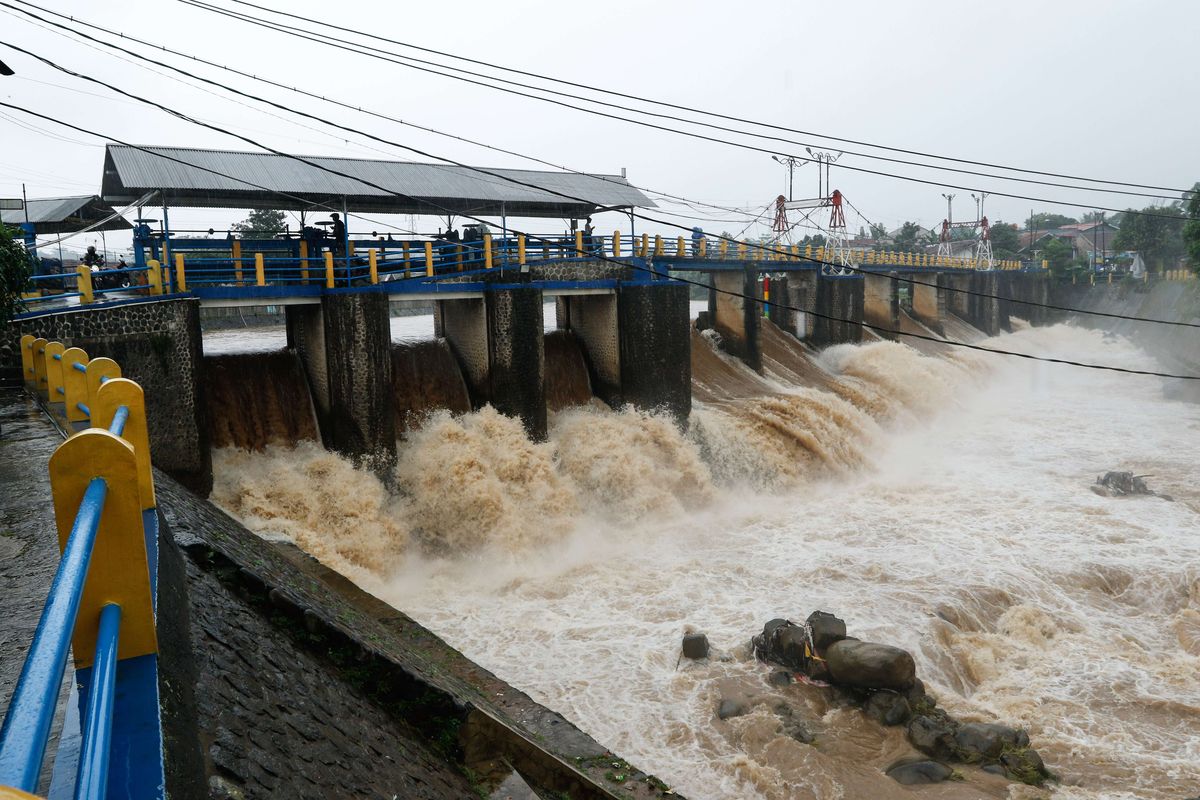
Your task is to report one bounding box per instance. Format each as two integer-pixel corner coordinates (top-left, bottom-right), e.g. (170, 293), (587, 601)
(205, 314), (1200, 800)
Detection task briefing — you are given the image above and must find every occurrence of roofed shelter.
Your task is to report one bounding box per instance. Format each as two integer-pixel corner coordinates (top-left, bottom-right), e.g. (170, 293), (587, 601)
(100, 144), (655, 219)
(0, 195), (132, 235)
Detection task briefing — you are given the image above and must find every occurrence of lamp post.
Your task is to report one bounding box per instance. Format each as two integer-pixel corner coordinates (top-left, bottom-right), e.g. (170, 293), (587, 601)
(770, 155), (806, 202)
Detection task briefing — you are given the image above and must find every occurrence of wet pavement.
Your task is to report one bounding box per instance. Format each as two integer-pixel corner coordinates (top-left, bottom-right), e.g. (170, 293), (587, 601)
(0, 390), (74, 793)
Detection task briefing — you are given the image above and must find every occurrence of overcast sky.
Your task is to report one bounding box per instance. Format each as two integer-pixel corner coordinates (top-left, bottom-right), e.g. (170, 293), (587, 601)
(1, 0), (1197, 256)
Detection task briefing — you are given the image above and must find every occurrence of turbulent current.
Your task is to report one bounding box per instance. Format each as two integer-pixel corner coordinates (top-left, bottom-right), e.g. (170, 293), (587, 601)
(207, 317), (1200, 800)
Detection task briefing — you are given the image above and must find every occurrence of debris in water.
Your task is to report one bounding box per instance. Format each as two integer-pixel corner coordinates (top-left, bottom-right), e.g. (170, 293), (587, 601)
(1091, 471), (1173, 501)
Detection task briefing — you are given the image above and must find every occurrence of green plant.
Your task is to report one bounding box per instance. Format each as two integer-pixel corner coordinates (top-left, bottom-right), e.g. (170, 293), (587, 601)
(0, 223), (34, 327)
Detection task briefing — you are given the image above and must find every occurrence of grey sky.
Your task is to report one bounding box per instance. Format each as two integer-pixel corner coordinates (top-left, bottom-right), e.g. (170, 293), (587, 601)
(1, 0), (1197, 255)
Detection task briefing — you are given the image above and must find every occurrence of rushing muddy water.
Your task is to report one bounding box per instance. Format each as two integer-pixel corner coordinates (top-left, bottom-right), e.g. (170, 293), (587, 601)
(208, 319), (1200, 800)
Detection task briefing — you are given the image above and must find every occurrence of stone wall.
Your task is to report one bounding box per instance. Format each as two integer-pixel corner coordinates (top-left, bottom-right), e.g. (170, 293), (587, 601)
(565, 294), (621, 403)
(438, 298), (489, 402)
(911, 274), (946, 334)
(2, 298), (211, 494)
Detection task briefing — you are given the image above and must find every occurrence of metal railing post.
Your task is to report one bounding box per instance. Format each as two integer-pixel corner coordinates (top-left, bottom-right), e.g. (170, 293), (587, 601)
(19, 334), (36, 390)
(95, 378), (155, 509)
(369, 249), (379, 284)
(324, 251), (335, 288)
(255, 253), (265, 287)
(173, 253), (187, 292)
(62, 348), (90, 424)
(76, 266), (94, 305)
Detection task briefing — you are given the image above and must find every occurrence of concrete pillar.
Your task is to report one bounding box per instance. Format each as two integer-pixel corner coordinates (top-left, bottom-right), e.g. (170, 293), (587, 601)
(321, 293), (396, 473)
(863, 271), (899, 338)
(776, 271), (818, 340)
(486, 286), (546, 441)
(946, 274), (971, 320)
(563, 293), (619, 402)
(968, 272), (1005, 336)
(615, 282), (691, 425)
(910, 273), (946, 335)
(812, 274), (864, 346)
(710, 267), (761, 371)
(286, 304), (329, 434)
(439, 288), (547, 441)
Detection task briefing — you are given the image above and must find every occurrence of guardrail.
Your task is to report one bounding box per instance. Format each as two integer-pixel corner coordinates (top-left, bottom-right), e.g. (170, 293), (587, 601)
(1, 337), (161, 800)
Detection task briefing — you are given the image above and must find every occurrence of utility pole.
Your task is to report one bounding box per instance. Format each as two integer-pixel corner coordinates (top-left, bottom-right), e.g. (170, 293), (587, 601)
(805, 148), (841, 199)
(771, 155), (806, 201)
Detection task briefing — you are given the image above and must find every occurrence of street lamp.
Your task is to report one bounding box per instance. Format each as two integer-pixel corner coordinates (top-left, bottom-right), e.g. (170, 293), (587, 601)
(770, 155), (806, 202)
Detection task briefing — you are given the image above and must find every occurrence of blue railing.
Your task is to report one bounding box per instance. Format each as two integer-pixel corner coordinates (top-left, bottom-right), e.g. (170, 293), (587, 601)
(2, 339), (162, 800)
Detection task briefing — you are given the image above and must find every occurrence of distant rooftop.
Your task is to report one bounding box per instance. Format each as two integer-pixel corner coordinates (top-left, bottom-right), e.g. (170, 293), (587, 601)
(101, 144), (655, 219)
(0, 195), (131, 234)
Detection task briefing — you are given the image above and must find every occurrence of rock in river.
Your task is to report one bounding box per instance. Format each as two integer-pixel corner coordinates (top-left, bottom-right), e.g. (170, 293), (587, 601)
(825, 639), (916, 691)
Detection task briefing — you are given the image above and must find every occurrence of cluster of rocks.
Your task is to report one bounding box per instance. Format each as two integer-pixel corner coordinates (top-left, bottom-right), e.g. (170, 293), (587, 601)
(1091, 470), (1173, 501)
(743, 612), (1053, 787)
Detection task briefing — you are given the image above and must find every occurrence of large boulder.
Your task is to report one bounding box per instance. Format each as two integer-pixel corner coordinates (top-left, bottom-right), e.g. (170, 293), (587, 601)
(682, 633), (709, 660)
(955, 722), (1028, 761)
(907, 710), (960, 761)
(825, 639), (916, 691)
(885, 759), (954, 785)
(863, 691), (912, 726)
(752, 619), (816, 674)
(805, 610), (847, 655)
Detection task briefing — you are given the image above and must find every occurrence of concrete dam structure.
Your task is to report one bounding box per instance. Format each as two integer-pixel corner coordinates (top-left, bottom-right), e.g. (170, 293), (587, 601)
(14, 263), (1194, 800)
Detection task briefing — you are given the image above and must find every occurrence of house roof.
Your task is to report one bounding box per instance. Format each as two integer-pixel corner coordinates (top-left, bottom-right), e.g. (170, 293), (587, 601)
(101, 144), (655, 219)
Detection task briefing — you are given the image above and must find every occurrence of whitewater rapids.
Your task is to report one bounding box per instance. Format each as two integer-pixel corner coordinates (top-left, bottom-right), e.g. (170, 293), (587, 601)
(210, 323), (1200, 800)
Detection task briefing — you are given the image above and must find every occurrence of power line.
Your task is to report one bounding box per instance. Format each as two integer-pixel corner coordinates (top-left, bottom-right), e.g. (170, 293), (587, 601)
(162, 0), (1199, 218)
(3, 99), (1196, 382)
(2, 36), (1196, 332)
(195, 0), (1194, 198)
(0, 0), (765, 225)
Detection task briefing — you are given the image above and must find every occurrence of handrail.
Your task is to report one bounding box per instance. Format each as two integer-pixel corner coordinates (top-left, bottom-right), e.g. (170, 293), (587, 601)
(0, 343), (159, 800)
(0, 477), (108, 792)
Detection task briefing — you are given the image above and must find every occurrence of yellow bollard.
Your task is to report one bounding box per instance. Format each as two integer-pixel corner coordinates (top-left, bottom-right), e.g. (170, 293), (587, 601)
(575, 230), (584, 258)
(677, 235), (686, 257)
(369, 249), (379, 283)
(424, 242), (434, 276)
(32, 338), (49, 399)
(19, 334), (36, 390)
(76, 265), (94, 304)
(85, 357), (121, 410)
(62, 347), (89, 424)
(324, 251), (335, 288)
(146, 259), (163, 296)
(49, 428), (157, 667)
(700, 239), (707, 258)
(456, 244), (463, 271)
(654, 235), (664, 257)
(255, 253), (265, 286)
(738, 241), (747, 260)
(484, 234), (493, 269)
(44, 341), (65, 403)
(612, 230), (621, 257)
(94, 378), (155, 509)
(640, 233), (649, 258)
(174, 253), (187, 292)
(720, 239), (729, 259)
(518, 234), (526, 266)
(401, 242), (411, 279)
(232, 239), (243, 285)
(299, 240), (310, 285)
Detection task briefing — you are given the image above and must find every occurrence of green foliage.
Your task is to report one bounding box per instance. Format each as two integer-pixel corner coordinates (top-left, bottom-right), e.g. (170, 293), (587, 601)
(1183, 183), (1200, 272)
(1112, 204), (1185, 272)
(1041, 237), (1074, 276)
(893, 221), (924, 252)
(1028, 212), (1078, 230)
(988, 221), (1021, 259)
(1, 224), (33, 328)
(231, 208), (287, 238)
(868, 222), (887, 240)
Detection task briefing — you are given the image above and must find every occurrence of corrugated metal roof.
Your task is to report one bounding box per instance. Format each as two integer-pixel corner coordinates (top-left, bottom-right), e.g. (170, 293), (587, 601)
(101, 145), (655, 218)
(0, 195), (132, 233)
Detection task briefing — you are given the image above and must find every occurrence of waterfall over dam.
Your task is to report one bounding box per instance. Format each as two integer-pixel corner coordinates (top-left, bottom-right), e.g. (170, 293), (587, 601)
(199, 290), (1200, 799)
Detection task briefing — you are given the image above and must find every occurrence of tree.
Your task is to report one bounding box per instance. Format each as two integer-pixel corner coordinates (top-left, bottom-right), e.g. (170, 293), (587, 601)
(1041, 237), (1074, 276)
(231, 209), (287, 238)
(988, 221), (1021, 259)
(1183, 183), (1200, 272)
(869, 222), (887, 241)
(893, 221), (924, 252)
(1029, 212), (1078, 230)
(1079, 211), (1106, 223)
(1, 224), (33, 329)
(1112, 205), (1185, 272)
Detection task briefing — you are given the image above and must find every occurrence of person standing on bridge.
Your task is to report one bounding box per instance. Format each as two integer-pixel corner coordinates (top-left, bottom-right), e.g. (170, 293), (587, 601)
(692, 226), (704, 257)
(329, 212), (346, 257)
